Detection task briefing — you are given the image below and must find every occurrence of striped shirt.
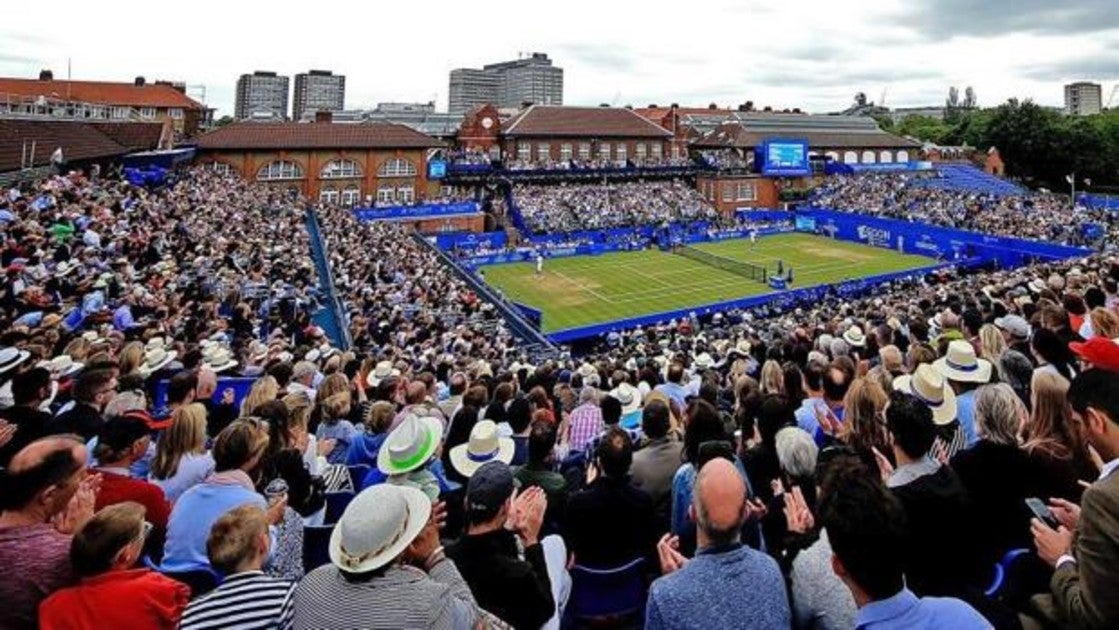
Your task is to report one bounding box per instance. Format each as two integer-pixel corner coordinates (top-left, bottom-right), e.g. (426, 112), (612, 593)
(179, 571), (296, 630)
(567, 402), (604, 453)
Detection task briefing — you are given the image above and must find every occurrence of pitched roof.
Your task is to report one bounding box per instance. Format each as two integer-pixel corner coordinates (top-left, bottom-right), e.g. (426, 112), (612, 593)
(0, 78), (203, 109)
(692, 115), (920, 149)
(196, 121), (444, 151)
(0, 119), (150, 172)
(503, 105), (672, 138)
(89, 122), (167, 152)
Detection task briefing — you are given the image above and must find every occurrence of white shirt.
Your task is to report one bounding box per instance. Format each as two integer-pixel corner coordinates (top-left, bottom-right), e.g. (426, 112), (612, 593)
(1099, 457), (1119, 481)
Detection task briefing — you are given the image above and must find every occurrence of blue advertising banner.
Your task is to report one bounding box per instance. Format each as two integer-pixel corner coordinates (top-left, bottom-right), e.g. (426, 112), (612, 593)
(354, 202), (480, 222)
(433, 231), (508, 251)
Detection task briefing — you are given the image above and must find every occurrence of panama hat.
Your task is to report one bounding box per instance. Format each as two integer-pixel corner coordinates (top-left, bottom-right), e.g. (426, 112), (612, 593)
(40, 313), (63, 329)
(893, 364), (958, 426)
(37, 355), (84, 379)
(378, 414), (444, 476)
(0, 347), (31, 374)
(577, 363), (598, 380)
(842, 325), (867, 348)
(145, 337), (168, 353)
(366, 360), (401, 388)
(933, 340), (992, 383)
(138, 347), (177, 377)
(328, 484), (431, 574)
(450, 420), (515, 478)
(610, 382), (642, 415)
(693, 352), (715, 370)
(203, 347), (239, 374)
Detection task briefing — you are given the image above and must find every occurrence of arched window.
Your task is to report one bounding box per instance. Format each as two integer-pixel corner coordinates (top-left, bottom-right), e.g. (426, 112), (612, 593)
(879, 150), (893, 163)
(843, 151), (858, 164)
(861, 150), (876, 164)
(320, 159), (362, 179)
(377, 158), (417, 177)
(257, 160), (303, 181)
(897, 150), (910, 163)
(208, 161), (231, 175)
(341, 186), (361, 206)
(825, 151), (840, 163)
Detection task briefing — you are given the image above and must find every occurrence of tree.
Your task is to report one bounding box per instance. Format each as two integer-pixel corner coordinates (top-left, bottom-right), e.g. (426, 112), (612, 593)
(214, 115), (234, 127)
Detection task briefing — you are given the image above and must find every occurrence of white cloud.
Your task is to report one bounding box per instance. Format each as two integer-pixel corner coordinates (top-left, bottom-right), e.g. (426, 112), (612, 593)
(0, 0), (1115, 116)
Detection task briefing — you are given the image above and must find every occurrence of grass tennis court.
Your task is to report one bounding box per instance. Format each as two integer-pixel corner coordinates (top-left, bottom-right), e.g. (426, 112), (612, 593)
(478, 233), (937, 333)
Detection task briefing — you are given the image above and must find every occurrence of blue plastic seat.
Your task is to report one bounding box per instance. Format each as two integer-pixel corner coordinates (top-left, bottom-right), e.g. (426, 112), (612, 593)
(564, 558), (647, 625)
(324, 491), (355, 525)
(303, 524), (335, 573)
(347, 464), (370, 491)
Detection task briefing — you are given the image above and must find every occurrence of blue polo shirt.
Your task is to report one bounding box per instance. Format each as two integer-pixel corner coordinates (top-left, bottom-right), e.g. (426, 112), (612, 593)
(855, 588), (990, 629)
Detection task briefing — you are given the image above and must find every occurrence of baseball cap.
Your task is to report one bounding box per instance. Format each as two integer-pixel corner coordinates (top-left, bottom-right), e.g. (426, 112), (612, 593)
(98, 415), (151, 452)
(1069, 337), (1119, 373)
(994, 314), (1031, 340)
(465, 461), (517, 521)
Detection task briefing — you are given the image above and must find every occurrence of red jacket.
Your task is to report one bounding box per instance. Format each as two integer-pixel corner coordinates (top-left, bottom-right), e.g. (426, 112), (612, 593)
(38, 569), (189, 629)
(92, 469), (171, 531)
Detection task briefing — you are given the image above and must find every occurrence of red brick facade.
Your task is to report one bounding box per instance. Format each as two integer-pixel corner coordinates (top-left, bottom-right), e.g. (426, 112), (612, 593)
(696, 174), (779, 215)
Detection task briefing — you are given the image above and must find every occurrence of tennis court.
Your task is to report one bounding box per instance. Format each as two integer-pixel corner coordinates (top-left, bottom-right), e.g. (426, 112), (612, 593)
(478, 233), (936, 332)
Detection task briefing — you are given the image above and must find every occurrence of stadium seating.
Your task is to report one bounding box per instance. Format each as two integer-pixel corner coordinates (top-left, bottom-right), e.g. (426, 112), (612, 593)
(564, 558), (648, 625)
(916, 163), (1024, 196)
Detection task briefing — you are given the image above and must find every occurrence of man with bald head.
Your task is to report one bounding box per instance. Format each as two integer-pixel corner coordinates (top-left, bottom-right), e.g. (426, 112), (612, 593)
(0, 436), (99, 629)
(646, 458), (790, 629)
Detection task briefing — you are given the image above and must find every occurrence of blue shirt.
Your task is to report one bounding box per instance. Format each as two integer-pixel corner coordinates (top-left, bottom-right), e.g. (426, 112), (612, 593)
(655, 382), (689, 410)
(955, 390), (978, 447)
(795, 397), (825, 437)
(855, 588), (990, 629)
(670, 457), (753, 540)
(162, 479), (267, 573)
(646, 543), (790, 629)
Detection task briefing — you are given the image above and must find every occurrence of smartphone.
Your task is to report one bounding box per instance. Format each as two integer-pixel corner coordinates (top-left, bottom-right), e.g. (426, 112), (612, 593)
(1026, 497), (1058, 528)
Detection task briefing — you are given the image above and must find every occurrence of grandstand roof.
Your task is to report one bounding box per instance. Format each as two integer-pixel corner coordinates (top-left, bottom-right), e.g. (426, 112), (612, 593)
(196, 121), (445, 151)
(692, 114), (920, 149)
(0, 119), (162, 172)
(0, 77), (203, 109)
(503, 105), (672, 138)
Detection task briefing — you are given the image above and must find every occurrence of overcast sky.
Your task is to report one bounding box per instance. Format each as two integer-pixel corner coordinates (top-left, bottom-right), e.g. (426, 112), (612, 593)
(1, 0), (1116, 117)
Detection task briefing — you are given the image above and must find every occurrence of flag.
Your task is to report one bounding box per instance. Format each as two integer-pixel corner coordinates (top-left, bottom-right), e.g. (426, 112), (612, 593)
(50, 147), (63, 165)
(1065, 174), (1074, 184)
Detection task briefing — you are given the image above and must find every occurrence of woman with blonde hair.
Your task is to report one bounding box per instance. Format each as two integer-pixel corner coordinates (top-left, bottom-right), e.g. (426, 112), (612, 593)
(240, 375), (279, 417)
(1088, 306), (1119, 340)
(759, 360), (784, 396)
(1025, 371), (1093, 499)
(64, 337), (91, 363)
(978, 323), (1008, 367)
(835, 377), (891, 467)
(118, 341), (145, 375)
(150, 403), (215, 503)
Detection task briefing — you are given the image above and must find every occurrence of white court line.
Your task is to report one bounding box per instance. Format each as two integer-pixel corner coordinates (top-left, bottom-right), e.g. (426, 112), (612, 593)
(549, 269), (615, 303)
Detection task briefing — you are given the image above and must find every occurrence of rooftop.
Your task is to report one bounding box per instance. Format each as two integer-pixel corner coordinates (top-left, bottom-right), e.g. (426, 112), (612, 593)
(196, 121), (445, 150)
(0, 77), (203, 109)
(503, 105), (672, 138)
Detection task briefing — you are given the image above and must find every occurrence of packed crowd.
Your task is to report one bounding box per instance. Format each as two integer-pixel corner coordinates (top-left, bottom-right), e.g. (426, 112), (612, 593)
(2, 164), (1119, 629)
(514, 180), (720, 234)
(809, 173), (1116, 247)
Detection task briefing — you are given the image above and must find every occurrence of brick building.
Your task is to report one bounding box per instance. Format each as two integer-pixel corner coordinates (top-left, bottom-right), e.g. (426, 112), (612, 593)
(195, 119), (445, 206)
(498, 105), (673, 166)
(0, 72), (208, 136)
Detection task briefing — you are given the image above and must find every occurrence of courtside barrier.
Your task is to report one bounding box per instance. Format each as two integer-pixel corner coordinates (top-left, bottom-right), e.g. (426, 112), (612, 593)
(353, 201), (480, 222)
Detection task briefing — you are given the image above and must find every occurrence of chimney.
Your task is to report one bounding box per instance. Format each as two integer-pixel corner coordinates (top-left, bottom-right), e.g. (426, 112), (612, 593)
(134, 76), (146, 87)
(39, 69), (53, 81)
(315, 110), (333, 123)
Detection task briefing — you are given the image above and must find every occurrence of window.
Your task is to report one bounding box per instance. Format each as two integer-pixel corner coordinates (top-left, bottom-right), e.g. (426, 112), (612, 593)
(396, 186), (414, 204)
(257, 160), (304, 181)
(488, 145), (501, 160)
(736, 182), (756, 201)
(111, 106), (130, 119)
(517, 142), (531, 162)
(861, 150), (876, 164)
(320, 188), (340, 204)
(879, 150), (893, 163)
(651, 143), (663, 159)
(843, 151), (858, 164)
(377, 158), (417, 177)
(376, 186), (395, 205)
(636, 143), (647, 160)
(168, 108), (183, 119)
(536, 143), (551, 161)
(598, 143), (611, 160)
(208, 162), (231, 175)
(897, 150), (910, 163)
(341, 187), (361, 206)
(578, 143), (591, 160)
(320, 159), (362, 179)
(560, 143), (573, 161)
(615, 144), (627, 163)
(722, 184), (734, 202)
(139, 107), (156, 119)
(825, 151), (840, 163)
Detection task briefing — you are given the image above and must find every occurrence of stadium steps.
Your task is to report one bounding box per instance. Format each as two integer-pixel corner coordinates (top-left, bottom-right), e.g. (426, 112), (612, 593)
(302, 209), (351, 350)
(920, 163), (1025, 196)
(412, 233), (559, 354)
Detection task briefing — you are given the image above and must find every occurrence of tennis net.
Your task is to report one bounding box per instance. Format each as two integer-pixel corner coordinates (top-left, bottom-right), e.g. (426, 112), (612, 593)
(672, 244), (768, 283)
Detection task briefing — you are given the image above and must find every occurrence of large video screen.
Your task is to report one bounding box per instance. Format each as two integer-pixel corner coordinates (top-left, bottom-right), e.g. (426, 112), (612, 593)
(427, 160), (447, 179)
(759, 139), (810, 176)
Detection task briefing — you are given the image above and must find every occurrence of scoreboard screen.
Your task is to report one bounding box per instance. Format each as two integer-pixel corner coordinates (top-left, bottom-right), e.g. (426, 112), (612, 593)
(427, 160), (447, 179)
(758, 139), (810, 176)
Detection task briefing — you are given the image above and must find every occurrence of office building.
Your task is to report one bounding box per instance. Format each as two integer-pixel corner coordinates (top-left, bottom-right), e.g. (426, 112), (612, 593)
(1064, 82), (1102, 116)
(448, 53), (563, 114)
(235, 71), (289, 120)
(293, 70), (345, 120)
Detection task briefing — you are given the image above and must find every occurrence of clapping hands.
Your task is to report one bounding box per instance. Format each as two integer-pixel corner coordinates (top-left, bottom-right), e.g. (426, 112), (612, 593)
(506, 486), (547, 546)
(783, 486), (815, 535)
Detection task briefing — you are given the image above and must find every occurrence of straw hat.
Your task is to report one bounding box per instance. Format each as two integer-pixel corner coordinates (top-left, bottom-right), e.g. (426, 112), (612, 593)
(450, 420), (515, 478)
(328, 484), (431, 574)
(377, 414), (444, 476)
(933, 340), (992, 384)
(203, 347), (239, 374)
(0, 347), (31, 374)
(892, 364), (958, 426)
(139, 347), (177, 377)
(366, 360), (401, 388)
(842, 325), (867, 348)
(693, 352), (715, 370)
(37, 355), (84, 379)
(610, 382), (642, 416)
